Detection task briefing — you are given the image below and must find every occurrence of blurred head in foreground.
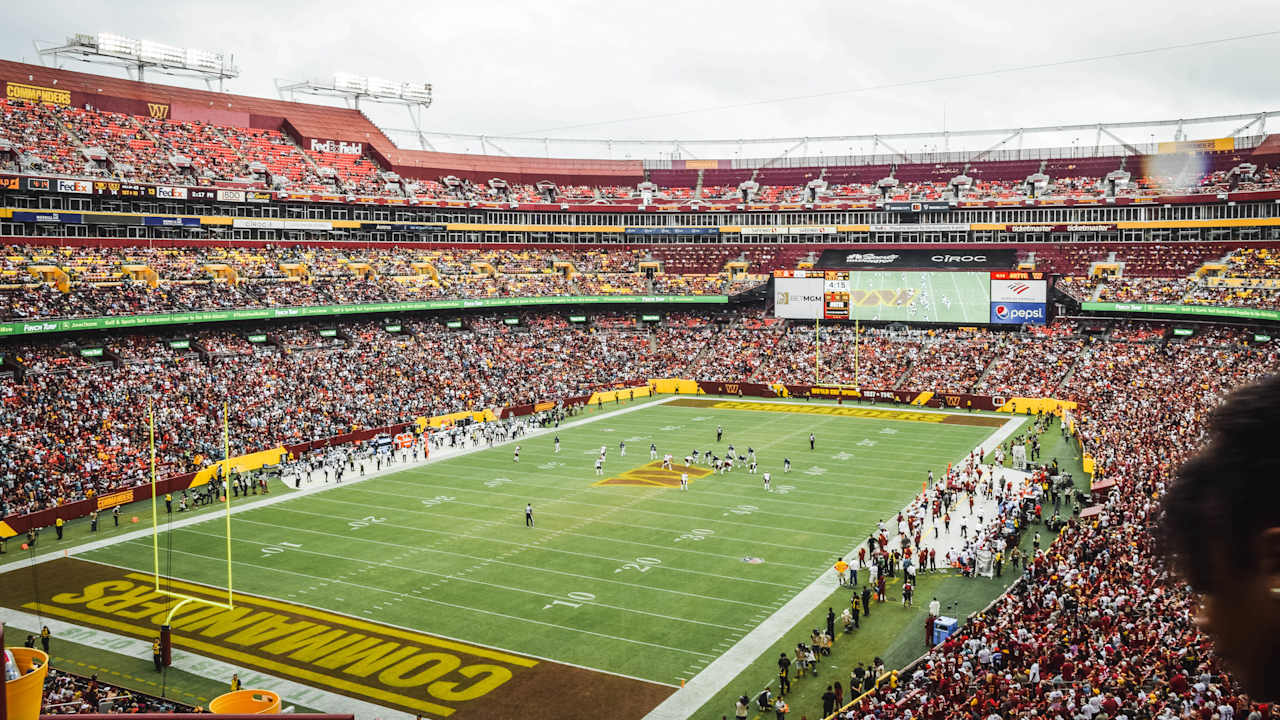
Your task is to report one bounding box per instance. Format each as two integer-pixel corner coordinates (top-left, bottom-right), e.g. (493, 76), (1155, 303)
(1165, 373), (1280, 699)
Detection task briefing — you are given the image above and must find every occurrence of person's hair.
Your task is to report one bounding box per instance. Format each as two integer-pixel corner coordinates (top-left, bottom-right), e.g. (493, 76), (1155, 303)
(1164, 373), (1280, 591)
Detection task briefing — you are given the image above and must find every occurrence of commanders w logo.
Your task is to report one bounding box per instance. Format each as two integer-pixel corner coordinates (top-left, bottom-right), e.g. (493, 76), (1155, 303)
(147, 103), (170, 120)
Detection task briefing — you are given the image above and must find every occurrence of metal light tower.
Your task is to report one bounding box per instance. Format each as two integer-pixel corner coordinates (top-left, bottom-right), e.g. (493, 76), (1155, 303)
(36, 33), (239, 91)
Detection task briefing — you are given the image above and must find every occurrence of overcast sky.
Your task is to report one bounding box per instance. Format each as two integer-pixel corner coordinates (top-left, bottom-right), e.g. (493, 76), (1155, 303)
(5, 1), (1279, 158)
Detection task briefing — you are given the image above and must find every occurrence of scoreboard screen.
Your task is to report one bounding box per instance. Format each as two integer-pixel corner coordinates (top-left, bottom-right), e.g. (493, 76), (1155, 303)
(774, 270), (1047, 324)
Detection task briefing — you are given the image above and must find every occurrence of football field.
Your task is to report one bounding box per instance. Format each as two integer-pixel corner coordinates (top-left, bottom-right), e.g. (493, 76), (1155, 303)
(19, 397), (1009, 719)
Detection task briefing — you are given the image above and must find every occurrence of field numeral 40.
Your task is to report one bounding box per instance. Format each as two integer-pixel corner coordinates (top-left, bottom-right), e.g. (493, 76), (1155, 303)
(728, 504), (759, 516)
(674, 529), (714, 543)
(348, 515), (385, 531)
(543, 591), (596, 610)
(616, 557), (662, 573)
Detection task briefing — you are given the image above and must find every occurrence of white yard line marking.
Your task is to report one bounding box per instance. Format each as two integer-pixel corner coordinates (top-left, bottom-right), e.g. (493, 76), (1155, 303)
(171, 526), (745, 632)
(107, 541), (718, 662)
(227, 516), (768, 607)
(640, 412), (1026, 720)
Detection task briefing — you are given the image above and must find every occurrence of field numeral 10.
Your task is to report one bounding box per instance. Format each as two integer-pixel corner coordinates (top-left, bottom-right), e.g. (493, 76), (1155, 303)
(616, 557), (662, 573)
(543, 591), (596, 610)
(674, 529), (714, 542)
(348, 515), (385, 531)
(261, 541), (301, 557)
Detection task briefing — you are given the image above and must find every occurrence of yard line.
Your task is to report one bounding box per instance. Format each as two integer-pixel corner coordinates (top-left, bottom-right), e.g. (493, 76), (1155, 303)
(112, 539), (718, 663)
(367, 477), (883, 533)
(325, 486), (848, 561)
(257, 502), (797, 588)
(226, 517), (766, 608)
(174, 528), (745, 632)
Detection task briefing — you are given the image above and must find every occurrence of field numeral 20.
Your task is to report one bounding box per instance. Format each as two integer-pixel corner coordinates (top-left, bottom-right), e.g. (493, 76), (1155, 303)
(261, 541), (301, 557)
(348, 515), (385, 531)
(615, 556), (662, 573)
(674, 529), (714, 543)
(543, 591), (596, 610)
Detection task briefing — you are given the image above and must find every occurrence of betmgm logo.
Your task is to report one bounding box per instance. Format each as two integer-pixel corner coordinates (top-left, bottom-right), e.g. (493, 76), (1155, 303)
(777, 292), (822, 305)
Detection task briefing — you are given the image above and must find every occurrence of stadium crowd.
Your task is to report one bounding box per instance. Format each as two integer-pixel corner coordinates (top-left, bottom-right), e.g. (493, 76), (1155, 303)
(5, 97), (1280, 203)
(39, 667), (192, 715)
(2, 308), (1277, 720)
(0, 244), (766, 321)
(826, 340), (1277, 719)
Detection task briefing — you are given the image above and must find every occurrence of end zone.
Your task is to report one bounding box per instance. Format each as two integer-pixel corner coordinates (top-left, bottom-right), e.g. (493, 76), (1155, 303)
(1, 557), (673, 720)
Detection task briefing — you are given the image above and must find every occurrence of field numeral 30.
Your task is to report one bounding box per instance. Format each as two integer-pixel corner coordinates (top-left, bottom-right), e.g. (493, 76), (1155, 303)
(674, 529), (714, 543)
(615, 557), (662, 573)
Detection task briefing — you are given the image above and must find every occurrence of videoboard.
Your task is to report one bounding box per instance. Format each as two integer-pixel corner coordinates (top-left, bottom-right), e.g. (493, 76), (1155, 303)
(774, 270), (1047, 324)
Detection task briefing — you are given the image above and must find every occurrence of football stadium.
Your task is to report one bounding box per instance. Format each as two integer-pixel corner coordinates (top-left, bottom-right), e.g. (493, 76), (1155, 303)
(3, 5), (1280, 719)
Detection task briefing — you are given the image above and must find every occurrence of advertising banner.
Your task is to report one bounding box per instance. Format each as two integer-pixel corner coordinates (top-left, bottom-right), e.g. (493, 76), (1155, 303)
(773, 277), (826, 319)
(989, 301), (1047, 324)
(1081, 301), (1280, 321)
(0, 295), (730, 337)
(623, 227), (718, 236)
(739, 226), (837, 236)
(1006, 223), (1117, 233)
(142, 216), (201, 227)
(156, 186), (188, 199)
(308, 138), (365, 155)
(5, 81), (71, 105)
(817, 248), (1014, 269)
(216, 189), (246, 203)
(990, 278), (1047, 303)
(883, 201), (952, 212)
(231, 218), (332, 231)
(56, 179), (92, 194)
(868, 223), (970, 233)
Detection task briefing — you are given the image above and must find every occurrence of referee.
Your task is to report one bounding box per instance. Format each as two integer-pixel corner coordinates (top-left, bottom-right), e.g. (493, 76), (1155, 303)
(525, 503), (534, 528)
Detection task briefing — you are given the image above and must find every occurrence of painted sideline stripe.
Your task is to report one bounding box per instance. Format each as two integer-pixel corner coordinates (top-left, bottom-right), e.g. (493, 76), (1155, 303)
(641, 413), (1026, 720)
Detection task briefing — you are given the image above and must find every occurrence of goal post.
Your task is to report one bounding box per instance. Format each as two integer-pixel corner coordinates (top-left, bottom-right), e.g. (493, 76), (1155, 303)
(149, 400), (235, 665)
(813, 316), (862, 390)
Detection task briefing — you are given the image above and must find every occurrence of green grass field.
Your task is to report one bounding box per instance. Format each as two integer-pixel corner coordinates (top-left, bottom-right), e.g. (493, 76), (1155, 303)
(73, 398), (1006, 710)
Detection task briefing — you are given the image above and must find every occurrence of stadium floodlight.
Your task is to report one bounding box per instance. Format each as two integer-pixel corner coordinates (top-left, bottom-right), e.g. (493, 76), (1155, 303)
(366, 76), (400, 97)
(37, 32), (239, 90)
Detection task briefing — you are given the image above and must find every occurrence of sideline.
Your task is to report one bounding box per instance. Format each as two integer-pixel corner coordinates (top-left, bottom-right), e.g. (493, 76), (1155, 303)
(641, 412), (1026, 720)
(0, 395), (666, 577)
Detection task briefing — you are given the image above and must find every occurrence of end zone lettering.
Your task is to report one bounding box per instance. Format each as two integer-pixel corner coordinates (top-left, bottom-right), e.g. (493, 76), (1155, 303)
(20, 567), (540, 717)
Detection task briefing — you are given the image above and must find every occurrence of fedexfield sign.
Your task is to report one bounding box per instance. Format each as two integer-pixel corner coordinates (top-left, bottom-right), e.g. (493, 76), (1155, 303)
(0, 296), (730, 337)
